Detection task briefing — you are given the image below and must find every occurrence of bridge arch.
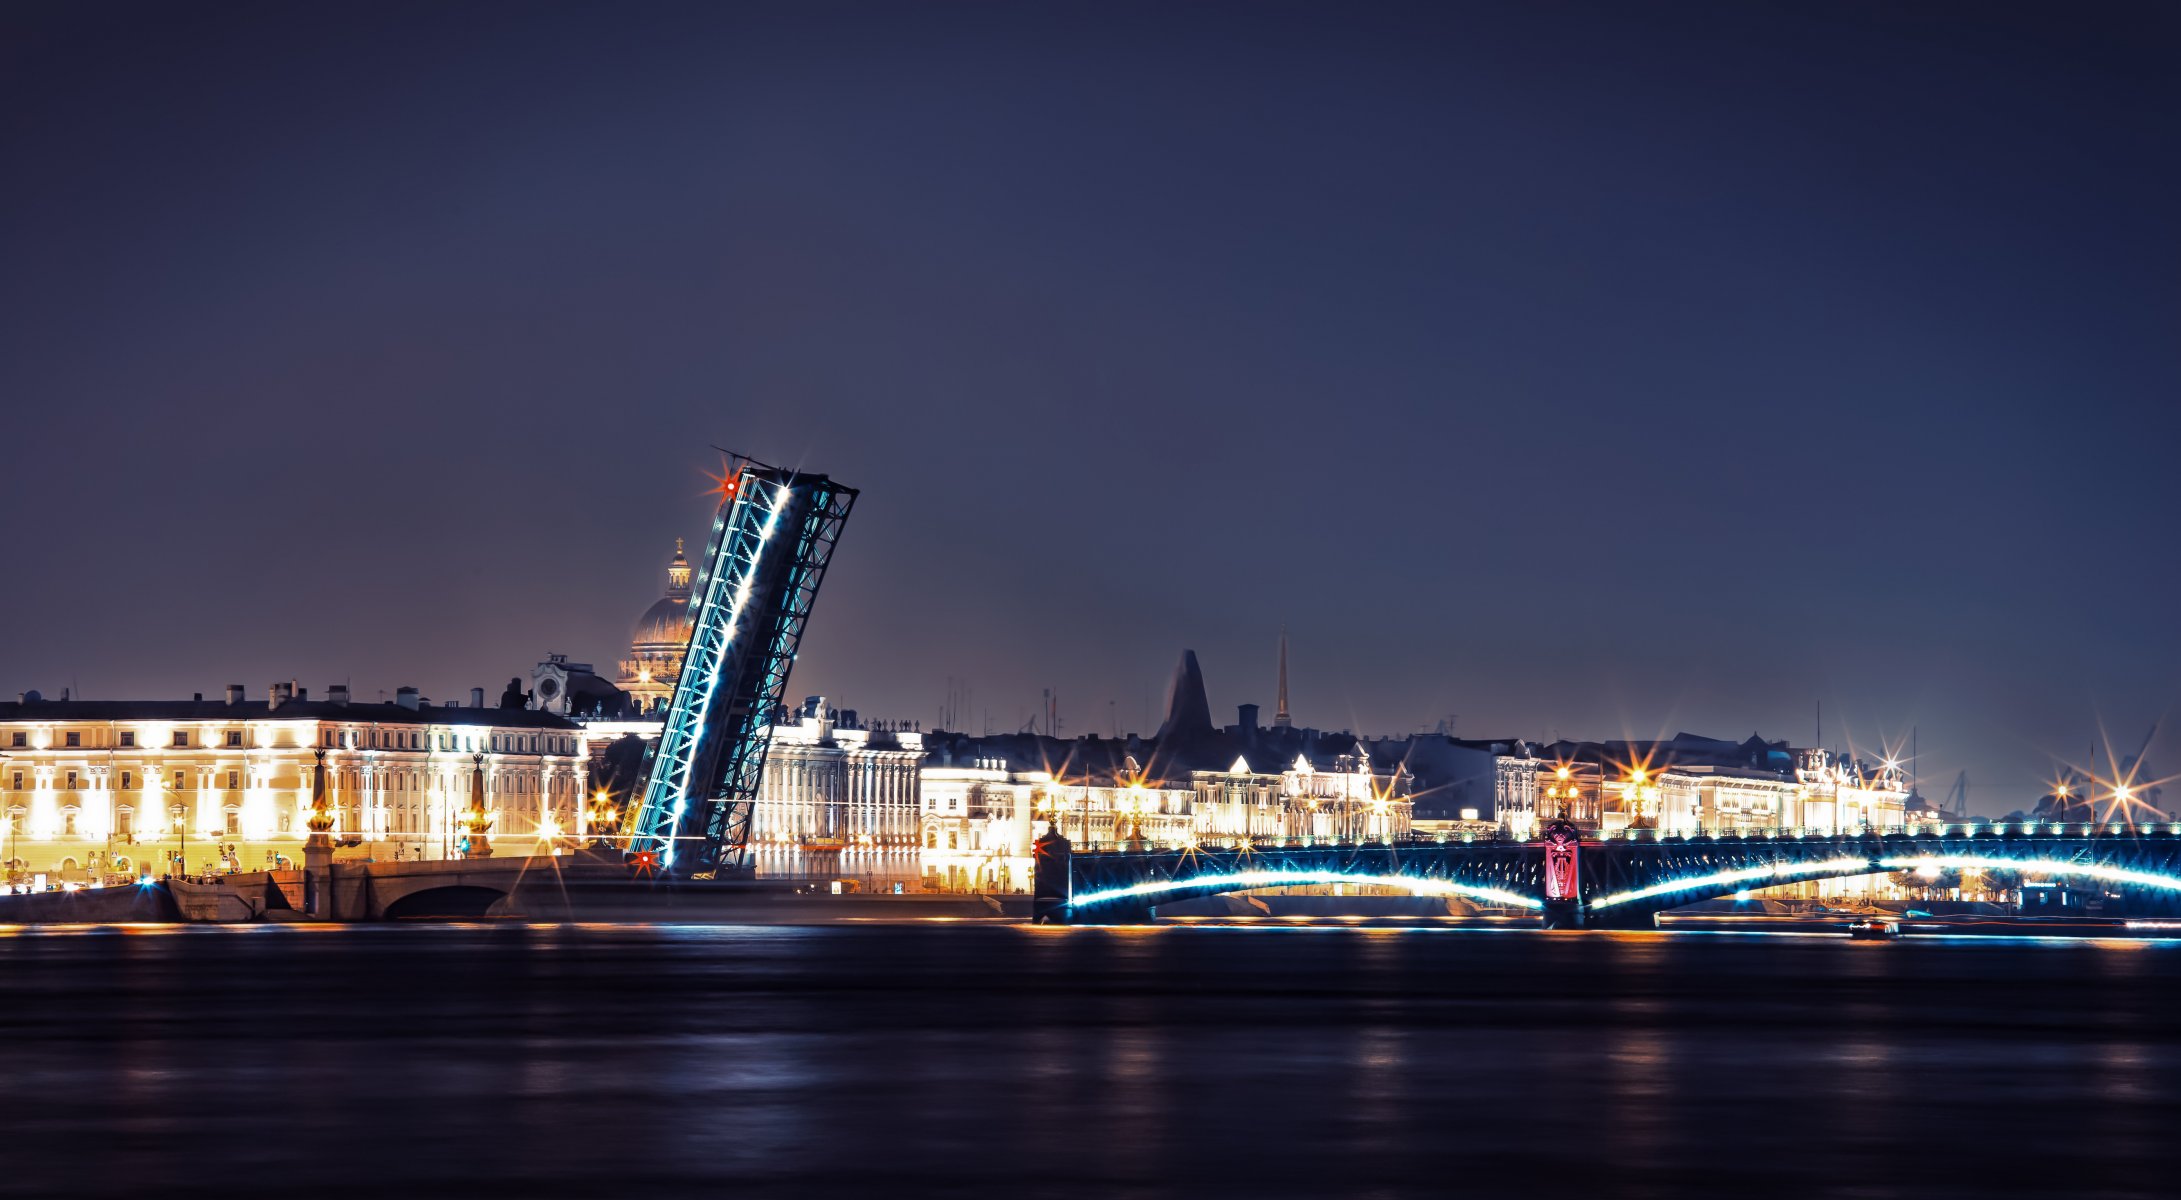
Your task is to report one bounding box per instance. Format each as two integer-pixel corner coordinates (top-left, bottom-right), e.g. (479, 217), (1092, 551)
(381, 884), (509, 920)
(1586, 852), (2181, 916)
(1068, 869), (1542, 917)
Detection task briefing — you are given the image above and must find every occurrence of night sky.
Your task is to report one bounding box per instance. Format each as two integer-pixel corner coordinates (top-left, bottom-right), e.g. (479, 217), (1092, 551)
(3, 2), (2175, 811)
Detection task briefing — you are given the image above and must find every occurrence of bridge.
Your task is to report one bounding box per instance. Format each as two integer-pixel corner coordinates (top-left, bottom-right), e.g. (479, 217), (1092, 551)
(1035, 822), (2181, 926)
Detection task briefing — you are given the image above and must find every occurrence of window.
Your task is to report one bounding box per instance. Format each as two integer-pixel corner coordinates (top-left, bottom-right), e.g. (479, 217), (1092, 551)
(121, 771), (133, 789)
(226, 771), (239, 790)
(172, 731), (188, 747)
(225, 731), (243, 747)
(65, 771), (78, 790)
(119, 731), (135, 747)
(65, 732), (81, 748)
(173, 771), (186, 790)
(9, 771), (20, 790)
(118, 809), (134, 837)
(8, 732), (22, 748)
(224, 810), (239, 836)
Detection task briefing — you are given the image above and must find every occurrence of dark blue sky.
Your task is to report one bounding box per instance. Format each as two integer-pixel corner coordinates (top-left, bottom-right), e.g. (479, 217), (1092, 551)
(3, 2), (2175, 810)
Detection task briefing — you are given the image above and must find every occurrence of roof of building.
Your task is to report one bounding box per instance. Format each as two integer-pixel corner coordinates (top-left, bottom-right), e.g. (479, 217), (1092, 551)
(632, 594), (693, 648)
(0, 698), (583, 730)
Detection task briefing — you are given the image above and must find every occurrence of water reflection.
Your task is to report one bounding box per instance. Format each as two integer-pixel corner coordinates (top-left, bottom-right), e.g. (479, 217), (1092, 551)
(2, 925), (2178, 1198)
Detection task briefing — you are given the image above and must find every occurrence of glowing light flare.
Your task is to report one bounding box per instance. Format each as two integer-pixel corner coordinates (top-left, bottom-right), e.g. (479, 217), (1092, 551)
(1069, 869), (1542, 911)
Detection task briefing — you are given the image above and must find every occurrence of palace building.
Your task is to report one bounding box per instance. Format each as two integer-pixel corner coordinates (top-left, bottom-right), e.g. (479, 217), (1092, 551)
(746, 698), (926, 891)
(916, 651), (1415, 893)
(0, 685), (589, 885)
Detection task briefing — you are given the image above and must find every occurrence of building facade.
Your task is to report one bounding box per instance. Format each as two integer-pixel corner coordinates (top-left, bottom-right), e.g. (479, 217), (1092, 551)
(0, 687), (588, 885)
(1526, 735), (1911, 837)
(918, 744), (1415, 894)
(746, 699), (926, 890)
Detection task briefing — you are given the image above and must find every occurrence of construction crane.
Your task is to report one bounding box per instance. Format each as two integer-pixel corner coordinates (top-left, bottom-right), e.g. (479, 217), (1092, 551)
(623, 456), (858, 876)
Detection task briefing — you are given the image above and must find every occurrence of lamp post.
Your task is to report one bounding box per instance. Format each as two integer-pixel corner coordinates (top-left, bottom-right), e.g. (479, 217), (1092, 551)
(588, 788), (621, 851)
(1623, 767), (1656, 831)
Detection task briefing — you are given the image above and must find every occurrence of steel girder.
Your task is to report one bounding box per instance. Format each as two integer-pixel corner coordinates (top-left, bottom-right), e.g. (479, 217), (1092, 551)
(625, 464), (857, 876)
(1060, 828), (2181, 921)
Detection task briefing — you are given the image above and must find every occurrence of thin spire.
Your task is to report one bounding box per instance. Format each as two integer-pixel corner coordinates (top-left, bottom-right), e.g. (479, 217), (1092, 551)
(1273, 627), (1292, 727)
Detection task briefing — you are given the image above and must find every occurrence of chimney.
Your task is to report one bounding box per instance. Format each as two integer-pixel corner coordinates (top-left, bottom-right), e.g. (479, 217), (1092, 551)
(395, 687), (421, 711)
(470, 687), (485, 709)
(226, 684), (245, 706)
(269, 681), (294, 710)
(1238, 703), (1260, 733)
(328, 685), (350, 707)
(297, 687), (308, 702)
(193, 692), (203, 702)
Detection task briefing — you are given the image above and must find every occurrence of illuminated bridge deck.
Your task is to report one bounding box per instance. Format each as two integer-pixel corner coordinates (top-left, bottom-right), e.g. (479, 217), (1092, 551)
(1037, 823), (2181, 926)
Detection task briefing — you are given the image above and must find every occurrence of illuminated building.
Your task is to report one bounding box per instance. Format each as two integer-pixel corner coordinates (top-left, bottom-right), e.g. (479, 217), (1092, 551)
(1396, 738), (1553, 838)
(0, 686), (588, 885)
(917, 651), (1413, 892)
(618, 539), (694, 715)
(746, 698), (926, 891)
(1524, 734), (1910, 836)
(1791, 748), (1910, 831)
(917, 749), (1414, 894)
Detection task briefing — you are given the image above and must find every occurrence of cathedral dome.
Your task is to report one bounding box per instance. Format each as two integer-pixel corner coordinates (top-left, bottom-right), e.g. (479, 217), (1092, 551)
(633, 594), (693, 649)
(631, 537), (695, 649)
(622, 538), (697, 709)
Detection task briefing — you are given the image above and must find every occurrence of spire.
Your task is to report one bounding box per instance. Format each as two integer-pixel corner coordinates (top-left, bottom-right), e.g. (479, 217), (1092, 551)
(1273, 628), (1292, 727)
(666, 537), (691, 598)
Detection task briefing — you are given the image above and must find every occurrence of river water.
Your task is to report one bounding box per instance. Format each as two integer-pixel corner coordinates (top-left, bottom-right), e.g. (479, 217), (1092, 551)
(2, 922), (2176, 1198)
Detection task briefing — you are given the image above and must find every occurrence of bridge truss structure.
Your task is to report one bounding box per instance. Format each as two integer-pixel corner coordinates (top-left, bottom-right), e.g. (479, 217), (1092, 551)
(1043, 824), (2181, 925)
(625, 459), (857, 876)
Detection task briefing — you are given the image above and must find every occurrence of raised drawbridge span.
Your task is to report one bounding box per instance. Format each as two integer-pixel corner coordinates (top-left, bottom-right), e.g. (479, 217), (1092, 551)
(623, 458), (856, 876)
(1037, 824), (2181, 926)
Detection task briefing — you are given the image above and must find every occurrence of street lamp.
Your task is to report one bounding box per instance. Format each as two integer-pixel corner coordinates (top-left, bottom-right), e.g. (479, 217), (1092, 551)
(588, 788), (621, 849)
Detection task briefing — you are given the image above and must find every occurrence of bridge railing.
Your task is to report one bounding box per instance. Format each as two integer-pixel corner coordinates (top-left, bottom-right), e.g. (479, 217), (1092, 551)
(1067, 821), (2181, 857)
(1592, 821), (2181, 841)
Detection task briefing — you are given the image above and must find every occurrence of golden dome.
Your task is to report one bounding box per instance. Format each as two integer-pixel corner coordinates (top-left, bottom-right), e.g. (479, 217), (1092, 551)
(631, 539), (696, 650)
(633, 594), (693, 649)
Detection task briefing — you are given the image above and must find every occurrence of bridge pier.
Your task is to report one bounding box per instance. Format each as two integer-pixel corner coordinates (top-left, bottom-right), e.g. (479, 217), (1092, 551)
(1540, 898), (1586, 929)
(1031, 826), (1072, 924)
